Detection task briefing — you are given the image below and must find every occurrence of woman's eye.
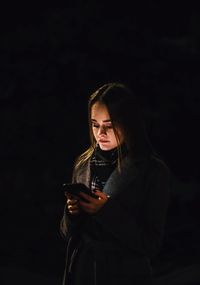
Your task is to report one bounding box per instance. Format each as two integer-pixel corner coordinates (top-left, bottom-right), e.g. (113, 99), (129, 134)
(103, 124), (113, 129)
(92, 124), (99, 128)
(92, 123), (113, 129)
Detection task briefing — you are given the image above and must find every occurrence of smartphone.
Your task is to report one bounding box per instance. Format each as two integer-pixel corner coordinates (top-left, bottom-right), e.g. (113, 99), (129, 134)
(62, 183), (98, 201)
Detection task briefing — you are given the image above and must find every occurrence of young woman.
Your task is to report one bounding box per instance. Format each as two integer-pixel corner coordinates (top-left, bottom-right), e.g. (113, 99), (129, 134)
(60, 83), (170, 285)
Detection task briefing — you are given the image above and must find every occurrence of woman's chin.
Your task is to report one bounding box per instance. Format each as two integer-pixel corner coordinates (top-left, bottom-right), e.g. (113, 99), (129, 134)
(99, 144), (117, 151)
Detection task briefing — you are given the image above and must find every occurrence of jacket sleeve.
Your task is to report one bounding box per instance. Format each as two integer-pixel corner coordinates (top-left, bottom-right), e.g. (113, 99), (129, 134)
(93, 158), (170, 258)
(60, 205), (85, 239)
(60, 166), (84, 239)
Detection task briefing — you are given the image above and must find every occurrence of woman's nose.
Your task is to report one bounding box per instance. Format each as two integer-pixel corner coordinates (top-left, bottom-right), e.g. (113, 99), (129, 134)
(98, 126), (106, 135)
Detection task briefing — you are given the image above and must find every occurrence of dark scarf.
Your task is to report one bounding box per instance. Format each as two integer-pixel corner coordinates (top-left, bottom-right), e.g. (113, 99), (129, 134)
(90, 145), (119, 191)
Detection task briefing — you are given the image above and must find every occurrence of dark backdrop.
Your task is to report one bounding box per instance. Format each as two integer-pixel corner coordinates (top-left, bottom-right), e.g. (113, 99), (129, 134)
(1, 3), (200, 285)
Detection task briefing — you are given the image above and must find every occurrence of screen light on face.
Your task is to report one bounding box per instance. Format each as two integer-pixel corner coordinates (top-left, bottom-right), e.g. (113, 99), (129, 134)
(91, 102), (123, 150)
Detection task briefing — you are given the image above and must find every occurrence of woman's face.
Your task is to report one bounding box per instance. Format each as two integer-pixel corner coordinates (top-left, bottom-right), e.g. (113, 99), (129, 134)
(91, 102), (124, 151)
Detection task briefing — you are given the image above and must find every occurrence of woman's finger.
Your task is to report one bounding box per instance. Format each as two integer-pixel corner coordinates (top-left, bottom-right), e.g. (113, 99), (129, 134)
(94, 190), (110, 199)
(68, 203), (80, 214)
(67, 199), (78, 205)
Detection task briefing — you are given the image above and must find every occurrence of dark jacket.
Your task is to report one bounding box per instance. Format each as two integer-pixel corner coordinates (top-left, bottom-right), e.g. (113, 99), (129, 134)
(60, 155), (170, 285)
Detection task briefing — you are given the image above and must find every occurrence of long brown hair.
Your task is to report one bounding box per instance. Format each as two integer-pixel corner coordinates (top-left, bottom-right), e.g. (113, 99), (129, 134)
(74, 82), (153, 171)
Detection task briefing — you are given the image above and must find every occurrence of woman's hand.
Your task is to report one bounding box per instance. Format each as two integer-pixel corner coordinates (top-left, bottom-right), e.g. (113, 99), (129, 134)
(65, 193), (80, 216)
(79, 190), (109, 214)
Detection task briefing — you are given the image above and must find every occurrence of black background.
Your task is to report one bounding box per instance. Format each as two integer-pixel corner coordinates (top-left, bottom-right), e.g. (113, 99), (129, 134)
(1, 3), (200, 284)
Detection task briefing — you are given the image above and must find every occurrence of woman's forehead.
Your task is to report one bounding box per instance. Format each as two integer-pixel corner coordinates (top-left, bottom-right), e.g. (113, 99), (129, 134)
(91, 102), (109, 116)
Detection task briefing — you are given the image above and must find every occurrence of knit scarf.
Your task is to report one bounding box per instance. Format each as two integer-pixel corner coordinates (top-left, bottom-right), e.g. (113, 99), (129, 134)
(90, 145), (119, 192)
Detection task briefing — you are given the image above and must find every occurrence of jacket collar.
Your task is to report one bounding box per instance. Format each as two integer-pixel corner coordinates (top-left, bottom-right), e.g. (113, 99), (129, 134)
(75, 155), (148, 198)
(103, 156), (139, 197)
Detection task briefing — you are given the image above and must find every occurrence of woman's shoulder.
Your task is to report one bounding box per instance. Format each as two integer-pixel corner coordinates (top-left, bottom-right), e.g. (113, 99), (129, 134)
(73, 148), (94, 173)
(124, 153), (170, 179)
(72, 157), (91, 182)
(74, 158), (90, 172)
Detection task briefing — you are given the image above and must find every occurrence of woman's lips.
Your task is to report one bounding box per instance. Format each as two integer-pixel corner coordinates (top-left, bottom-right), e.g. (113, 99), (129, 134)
(99, 139), (109, 143)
